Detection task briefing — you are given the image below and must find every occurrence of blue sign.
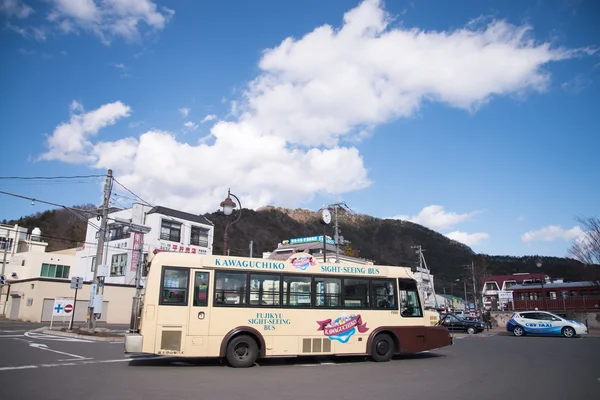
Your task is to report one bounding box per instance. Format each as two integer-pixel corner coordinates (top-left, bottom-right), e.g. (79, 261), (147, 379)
(286, 236), (335, 245)
(54, 304), (64, 313)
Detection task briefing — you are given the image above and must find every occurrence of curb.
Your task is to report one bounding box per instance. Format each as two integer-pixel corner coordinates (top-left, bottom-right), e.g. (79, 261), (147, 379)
(39, 328), (125, 342)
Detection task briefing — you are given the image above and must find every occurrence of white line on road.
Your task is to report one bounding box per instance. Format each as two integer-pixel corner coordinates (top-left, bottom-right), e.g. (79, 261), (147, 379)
(0, 356), (169, 372)
(24, 331), (92, 343)
(29, 343), (90, 360)
(0, 335), (26, 338)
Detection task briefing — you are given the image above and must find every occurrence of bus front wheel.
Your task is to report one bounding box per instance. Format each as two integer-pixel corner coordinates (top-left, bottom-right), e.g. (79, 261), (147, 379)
(371, 333), (394, 362)
(226, 334), (258, 368)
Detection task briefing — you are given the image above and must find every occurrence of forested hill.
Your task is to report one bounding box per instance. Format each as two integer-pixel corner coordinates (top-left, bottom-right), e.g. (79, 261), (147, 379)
(4, 205), (595, 288)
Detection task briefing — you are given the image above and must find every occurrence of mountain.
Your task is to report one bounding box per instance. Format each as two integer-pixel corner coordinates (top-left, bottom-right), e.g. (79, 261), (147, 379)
(4, 205), (596, 290)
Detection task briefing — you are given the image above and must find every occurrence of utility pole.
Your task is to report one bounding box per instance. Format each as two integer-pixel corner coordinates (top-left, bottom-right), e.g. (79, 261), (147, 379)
(463, 281), (467, 308)
(249, 240), (253, 258)
(334, 206), (340, 263)
(129, 233), (145, 333)
(88, 169), (112, 331)
(1, 231), (9, 316)
(470, 260), (478, 312)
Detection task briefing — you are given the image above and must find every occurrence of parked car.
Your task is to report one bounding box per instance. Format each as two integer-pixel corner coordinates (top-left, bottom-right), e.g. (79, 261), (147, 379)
(506, 311), (588, 338)
(438, 312), (485, 334)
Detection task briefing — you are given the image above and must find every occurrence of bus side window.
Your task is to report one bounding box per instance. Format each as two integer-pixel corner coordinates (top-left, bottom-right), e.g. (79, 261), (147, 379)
(159, 267), (190, 306)
(371, 279), (397, 309)
(193, 272), (209, 307)
(283, 276), (312, 307)
(214, 271), (247, 306)
(397, 279), (423, 317)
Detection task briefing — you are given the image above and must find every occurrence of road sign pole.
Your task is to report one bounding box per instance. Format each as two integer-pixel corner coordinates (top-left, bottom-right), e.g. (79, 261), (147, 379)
(69, 287), (78, 331)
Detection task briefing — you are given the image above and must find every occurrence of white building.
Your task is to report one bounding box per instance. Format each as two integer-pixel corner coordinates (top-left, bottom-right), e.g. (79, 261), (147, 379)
(73, 203), (215, 286)
(0, 224), (30, 266)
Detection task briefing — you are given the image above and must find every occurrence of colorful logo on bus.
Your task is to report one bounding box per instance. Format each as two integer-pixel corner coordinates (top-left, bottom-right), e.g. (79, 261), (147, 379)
(289, 254), (317, 271)
(316, 313), (369, 344)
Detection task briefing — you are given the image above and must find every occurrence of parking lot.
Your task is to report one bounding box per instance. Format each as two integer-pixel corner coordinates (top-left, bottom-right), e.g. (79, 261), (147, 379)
(1, 320), (599, 399)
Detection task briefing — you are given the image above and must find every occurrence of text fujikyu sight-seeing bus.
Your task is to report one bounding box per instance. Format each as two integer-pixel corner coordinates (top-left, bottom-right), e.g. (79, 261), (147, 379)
(124, 251), (453, 367)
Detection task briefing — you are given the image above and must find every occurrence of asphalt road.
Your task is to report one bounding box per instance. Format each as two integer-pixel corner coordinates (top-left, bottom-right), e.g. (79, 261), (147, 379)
(1, 320), (599, 400)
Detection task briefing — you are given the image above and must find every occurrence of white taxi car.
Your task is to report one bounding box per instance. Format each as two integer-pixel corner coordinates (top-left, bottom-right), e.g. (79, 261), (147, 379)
(506, 310), (588, 338)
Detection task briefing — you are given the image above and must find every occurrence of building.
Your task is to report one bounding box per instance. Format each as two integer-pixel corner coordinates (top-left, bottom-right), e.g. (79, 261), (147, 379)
(411, 246), (437, 309)
(510, 281), (600, 312)
(0, 223), (30, 265)
(72, 203), (215, 286)
(435, 293), (468, 311)
(480, 272), (546, 310)
(265, 236), (373, 265)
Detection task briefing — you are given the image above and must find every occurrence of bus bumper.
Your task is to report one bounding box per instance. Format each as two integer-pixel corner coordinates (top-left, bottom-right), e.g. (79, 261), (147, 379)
(124, 333), (143, 354)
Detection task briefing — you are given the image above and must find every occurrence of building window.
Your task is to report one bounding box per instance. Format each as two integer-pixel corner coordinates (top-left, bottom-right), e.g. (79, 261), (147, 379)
(315, 277), (341, 307)
(0, 237), (13, 251)
(40, 263), (70, 279)
(372, 279), (397, 309)
(343, 278), (370, 308)
(160, 267), (190, 306)
(250, 274), (281, 306)
(110, 253), (128, 276)
(485, 282), (497, 291)
(398, 278), (422, 317)
(214, 271), (247, 306)
(283, 276), (312, 307)
(108, 224), (130, 241)
(190, 226), (209, 247)
(160, 220), (181, 242)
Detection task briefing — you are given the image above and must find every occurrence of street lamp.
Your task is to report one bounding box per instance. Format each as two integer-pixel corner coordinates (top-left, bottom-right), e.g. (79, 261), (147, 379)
(535, 257), (545, 310)
(220, 188), (242, 256)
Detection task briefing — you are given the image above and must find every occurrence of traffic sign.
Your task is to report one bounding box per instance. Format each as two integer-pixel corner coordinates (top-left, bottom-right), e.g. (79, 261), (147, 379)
(70, 276), (83, 290)
(64, 304), (73, 314)
(52, 298), (74, 316)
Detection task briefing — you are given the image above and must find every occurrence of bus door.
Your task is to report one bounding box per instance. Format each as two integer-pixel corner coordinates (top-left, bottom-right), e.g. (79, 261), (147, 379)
(397, 278), (427, 353)
(186, 270), (211, 357)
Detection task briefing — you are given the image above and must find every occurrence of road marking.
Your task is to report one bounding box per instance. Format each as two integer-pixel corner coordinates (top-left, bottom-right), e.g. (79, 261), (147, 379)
(0, 365), (39, 371)
(29, 343), (89, 359)
(57, 358), (93, 361)
(0, 356), (168, 372)
(0, 335), (26, 338)
(0, 330), (26, 333)
(24, 331), (92, 343)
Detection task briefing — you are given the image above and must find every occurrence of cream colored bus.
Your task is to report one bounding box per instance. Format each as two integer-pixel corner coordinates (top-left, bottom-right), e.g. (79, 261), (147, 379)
(124, 251), (452, 367)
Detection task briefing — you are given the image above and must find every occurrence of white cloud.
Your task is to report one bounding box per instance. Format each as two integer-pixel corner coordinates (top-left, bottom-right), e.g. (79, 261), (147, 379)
(201, 114), (217, 123)
(46, 0), (173, 44)
(179, 107), (190, 118)
(445, 231), (490, 246)
(183, 121), (198, 132)
(115, 63), (126, 69)
(394, 205), (483, 231)
(38, 1), (590, 214)
(39, 101), (132, 163)
(521, 225), (584, 244)
(0, 0), (33, 18)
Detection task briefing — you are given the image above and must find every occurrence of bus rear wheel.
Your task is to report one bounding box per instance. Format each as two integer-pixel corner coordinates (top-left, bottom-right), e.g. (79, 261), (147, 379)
(371, 333), (394, 362)
(226, 334), (258, 368)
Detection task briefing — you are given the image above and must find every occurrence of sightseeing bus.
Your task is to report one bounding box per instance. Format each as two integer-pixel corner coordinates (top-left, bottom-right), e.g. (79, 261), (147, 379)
(124, 251), (453, 367)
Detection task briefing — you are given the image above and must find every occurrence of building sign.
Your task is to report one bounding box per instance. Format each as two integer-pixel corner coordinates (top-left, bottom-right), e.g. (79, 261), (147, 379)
(130, 232), (143, 271)
(283, 236), (335, 245)
(159, 242), (208, 255)
(498, 290), (513, 304)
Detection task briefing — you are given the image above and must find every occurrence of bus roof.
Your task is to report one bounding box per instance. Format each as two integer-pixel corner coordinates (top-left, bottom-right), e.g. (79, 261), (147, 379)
(148, 251), (416, 280)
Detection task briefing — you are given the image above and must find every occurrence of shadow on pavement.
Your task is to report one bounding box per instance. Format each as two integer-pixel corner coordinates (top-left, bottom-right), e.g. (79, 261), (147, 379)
(126, 351), (444, 368)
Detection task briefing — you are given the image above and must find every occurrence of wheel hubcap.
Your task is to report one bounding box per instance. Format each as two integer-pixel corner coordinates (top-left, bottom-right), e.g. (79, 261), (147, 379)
(234, 343), (249, 360)
(565, 329), (573, 337)
(515, 328), (522, 335)
(376, 340), (389, 355)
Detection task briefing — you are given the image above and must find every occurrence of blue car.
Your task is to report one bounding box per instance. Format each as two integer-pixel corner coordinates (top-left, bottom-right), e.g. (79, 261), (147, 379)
(506, 310), (588, 338)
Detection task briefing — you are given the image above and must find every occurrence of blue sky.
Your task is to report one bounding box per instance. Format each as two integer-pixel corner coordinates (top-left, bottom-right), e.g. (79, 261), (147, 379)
(0, 0), (598, 258)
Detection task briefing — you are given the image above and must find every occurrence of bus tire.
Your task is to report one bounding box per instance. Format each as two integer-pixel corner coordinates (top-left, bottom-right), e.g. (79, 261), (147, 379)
(226, 334), (258, 368)
(371, 333), (394, 362)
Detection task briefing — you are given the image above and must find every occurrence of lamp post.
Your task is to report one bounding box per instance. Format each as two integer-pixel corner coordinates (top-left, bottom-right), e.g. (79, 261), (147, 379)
(535, 257), (545, 310)
(220, 188), (242, 256)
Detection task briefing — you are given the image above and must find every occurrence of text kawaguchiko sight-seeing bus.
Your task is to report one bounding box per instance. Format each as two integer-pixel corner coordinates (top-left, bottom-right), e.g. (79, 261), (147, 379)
(124, 251), (453, 367)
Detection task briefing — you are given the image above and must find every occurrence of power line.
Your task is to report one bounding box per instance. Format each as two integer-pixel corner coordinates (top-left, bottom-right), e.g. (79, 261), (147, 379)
(0, 175), (105, 180)
(112, 177), (153, 208)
